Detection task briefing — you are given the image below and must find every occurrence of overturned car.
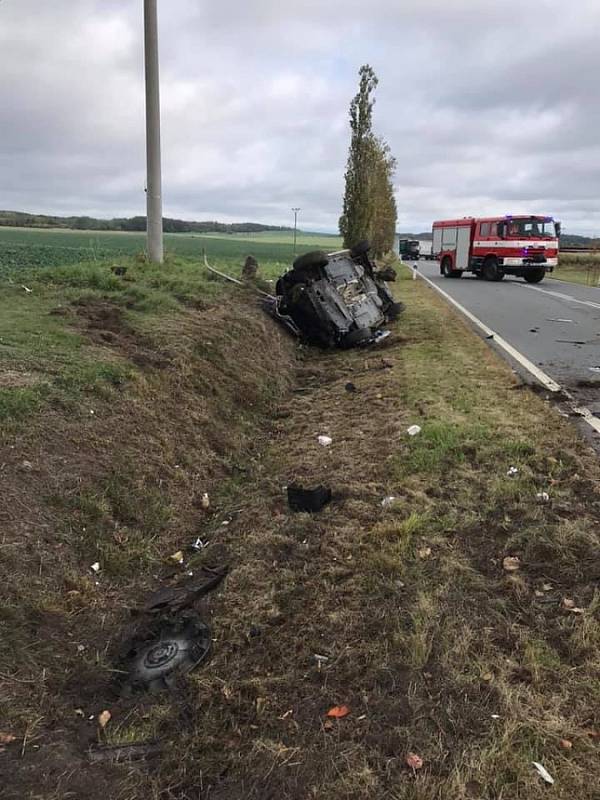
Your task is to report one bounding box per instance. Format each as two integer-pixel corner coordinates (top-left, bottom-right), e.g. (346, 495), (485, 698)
(266, 241), (403, 348)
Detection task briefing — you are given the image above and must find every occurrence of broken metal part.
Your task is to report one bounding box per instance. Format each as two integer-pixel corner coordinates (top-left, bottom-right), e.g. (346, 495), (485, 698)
(121, 614), (211, 695)
(287, 484), (332, 513)
(88, 742), (161, 763)
(141, 564), (228, 614)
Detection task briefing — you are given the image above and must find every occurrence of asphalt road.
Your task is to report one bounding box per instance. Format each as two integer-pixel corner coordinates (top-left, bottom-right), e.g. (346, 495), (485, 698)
(409, 260), (600, 410)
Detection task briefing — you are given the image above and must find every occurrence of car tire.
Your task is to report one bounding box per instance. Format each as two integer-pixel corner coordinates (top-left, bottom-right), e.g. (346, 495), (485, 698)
(385, 301), (405, 321)
(523, 269), (545, 283)
(350, 240), (371, 258)
(293, 250), (328, 272)
(342, 327), (373, 348)
(482, 257), (504, 282)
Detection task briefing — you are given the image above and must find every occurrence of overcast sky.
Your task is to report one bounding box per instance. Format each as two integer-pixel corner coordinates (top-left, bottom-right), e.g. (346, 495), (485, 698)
(1, 0), (599, 234)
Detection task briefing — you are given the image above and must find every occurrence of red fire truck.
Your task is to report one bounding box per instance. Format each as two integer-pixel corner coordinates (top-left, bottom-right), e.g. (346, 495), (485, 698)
(431, 215), (560, 282)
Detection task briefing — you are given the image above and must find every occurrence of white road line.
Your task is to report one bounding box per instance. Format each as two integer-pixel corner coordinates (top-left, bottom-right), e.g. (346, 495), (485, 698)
(524, 284), (600, 310)
(412, 268), (600, 437)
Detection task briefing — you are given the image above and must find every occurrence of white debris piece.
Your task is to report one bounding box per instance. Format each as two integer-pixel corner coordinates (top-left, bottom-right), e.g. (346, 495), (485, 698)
(532, 762), (555, 785)
(317, 435), (333, 447)
(90, 562), (101, 573)
(536, 491), (550, 503)
(506, 466), (519, 478)
(381, 496), (397, 508)
(407, 425), (422, 437)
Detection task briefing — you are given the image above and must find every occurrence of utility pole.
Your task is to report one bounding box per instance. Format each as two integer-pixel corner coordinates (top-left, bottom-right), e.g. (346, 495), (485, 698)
(144, 0), (163, 263)
(292, 207), (301, 256)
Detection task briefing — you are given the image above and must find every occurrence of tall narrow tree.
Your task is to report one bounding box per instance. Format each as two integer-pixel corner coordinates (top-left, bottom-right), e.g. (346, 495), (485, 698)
(367, 136), (397, 257)
(339, 65), (378, 249)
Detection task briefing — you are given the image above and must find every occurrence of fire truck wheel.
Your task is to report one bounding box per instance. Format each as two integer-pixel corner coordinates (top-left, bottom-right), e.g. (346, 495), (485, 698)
(441, 258), (453, 278)
(523, 269), (545, 283)
(482, 257), (504, 282)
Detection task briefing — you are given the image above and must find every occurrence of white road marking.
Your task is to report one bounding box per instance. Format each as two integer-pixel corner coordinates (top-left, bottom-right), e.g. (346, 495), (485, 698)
(412, 267), (600, 437)
(524, 284), (600, 311)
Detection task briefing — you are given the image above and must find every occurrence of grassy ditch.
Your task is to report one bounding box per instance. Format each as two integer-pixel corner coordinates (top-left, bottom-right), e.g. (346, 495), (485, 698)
(1, 259), (600, 800)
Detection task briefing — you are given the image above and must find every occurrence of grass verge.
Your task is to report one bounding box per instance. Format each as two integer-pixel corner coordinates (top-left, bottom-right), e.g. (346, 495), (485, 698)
(1, 259), (599, 800)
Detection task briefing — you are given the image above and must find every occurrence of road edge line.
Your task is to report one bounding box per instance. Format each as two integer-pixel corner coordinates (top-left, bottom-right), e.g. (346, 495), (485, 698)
(410, 266), (600, 437)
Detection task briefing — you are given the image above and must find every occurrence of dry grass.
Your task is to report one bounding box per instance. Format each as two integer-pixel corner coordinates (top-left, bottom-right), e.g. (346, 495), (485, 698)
(1, 268), (600, 799)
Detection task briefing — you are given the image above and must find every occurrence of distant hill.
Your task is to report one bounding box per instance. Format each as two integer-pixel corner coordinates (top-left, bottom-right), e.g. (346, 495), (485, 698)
(0, 210), (293, 235)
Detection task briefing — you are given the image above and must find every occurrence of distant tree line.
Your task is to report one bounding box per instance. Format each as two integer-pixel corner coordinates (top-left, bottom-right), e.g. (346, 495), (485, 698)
(0, 210), (293, 235)
(339, 65), (397, 258)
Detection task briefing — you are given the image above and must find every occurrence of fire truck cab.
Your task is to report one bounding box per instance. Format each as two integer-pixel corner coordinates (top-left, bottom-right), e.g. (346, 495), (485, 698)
(432, 215), (560, 283)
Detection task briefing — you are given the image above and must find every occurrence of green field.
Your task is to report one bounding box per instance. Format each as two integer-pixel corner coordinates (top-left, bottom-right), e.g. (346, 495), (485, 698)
(0, 226), (343, 276)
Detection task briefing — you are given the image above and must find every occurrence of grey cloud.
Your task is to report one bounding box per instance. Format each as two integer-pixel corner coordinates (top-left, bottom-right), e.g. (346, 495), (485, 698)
(0, 0), (599, 234)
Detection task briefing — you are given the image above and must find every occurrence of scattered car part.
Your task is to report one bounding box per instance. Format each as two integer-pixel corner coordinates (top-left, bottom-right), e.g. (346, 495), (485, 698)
(407, 425), (421, 436)
(287, 484), (332, 513)
(345, 381), (357, 393)
(141, 565), (228, 614)
(317, 435), (332, 447)
(121, 614), (211, 695)
(268, 243), (403, 348)
(88, 741), (162, 763)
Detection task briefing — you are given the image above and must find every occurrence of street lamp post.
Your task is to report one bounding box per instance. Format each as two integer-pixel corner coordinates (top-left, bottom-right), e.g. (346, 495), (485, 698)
(292, 207), (301, 257)
(144, 0), (163, 264)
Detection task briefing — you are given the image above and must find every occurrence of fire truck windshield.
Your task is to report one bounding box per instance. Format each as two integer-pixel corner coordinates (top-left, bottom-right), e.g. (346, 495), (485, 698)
(505, 218), (557, 238)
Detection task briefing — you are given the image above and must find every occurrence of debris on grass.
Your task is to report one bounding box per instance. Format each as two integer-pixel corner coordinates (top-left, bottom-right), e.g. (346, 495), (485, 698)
(406, 752), (424, 770)
(536, 491), (550, 503)
(169, 550), (185, 565)
(120, 614), (212, 695)
(407, 424), (421, 436)
(418, 546), (432, 559)
(562, 597), (585, 613)
(0, 732), (17, 745)
(287, 484), (332, 513)
(381, 495), (397, 508)
(141, 565), (228, 613)
(200, 492), (210, 510)
(317, 435), (332, 447)
(506, 466), (519, 477)
(98, 710), (112, 729)
(532, 761), (555, 785)
(90, 562), (101, 573)
(88, 741), (161, 763)
(326, 705), (350, 719)
(345, 382), (357, 393)
(559, 738), (573, 750)
(503, 556), (521, 572)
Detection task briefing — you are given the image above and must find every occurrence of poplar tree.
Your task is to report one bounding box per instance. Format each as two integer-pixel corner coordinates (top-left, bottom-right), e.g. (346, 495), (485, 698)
(339, 65), (378, 249)
(339, 65), (397, 257)
(367, 136), (397, 257)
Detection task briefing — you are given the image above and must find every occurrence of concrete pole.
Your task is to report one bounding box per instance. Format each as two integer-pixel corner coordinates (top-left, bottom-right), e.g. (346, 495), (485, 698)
(144, 0), (163, 263)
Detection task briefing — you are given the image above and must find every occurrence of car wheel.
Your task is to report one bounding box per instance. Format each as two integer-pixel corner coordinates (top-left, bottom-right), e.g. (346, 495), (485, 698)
(342, 327), (373, 348)
(293, 250), (328, 272)
(523, 268), (545, 283)
(482, 257), (504, 281)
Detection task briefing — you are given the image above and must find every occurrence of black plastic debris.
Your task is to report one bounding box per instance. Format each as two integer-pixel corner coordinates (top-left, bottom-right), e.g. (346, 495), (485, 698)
(121, 614), (211, 695)
(111, 266), (127, 277)
(345, 382), (357, 393)
(141, 564), (228, 614)
(287, 484), (332, 513)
